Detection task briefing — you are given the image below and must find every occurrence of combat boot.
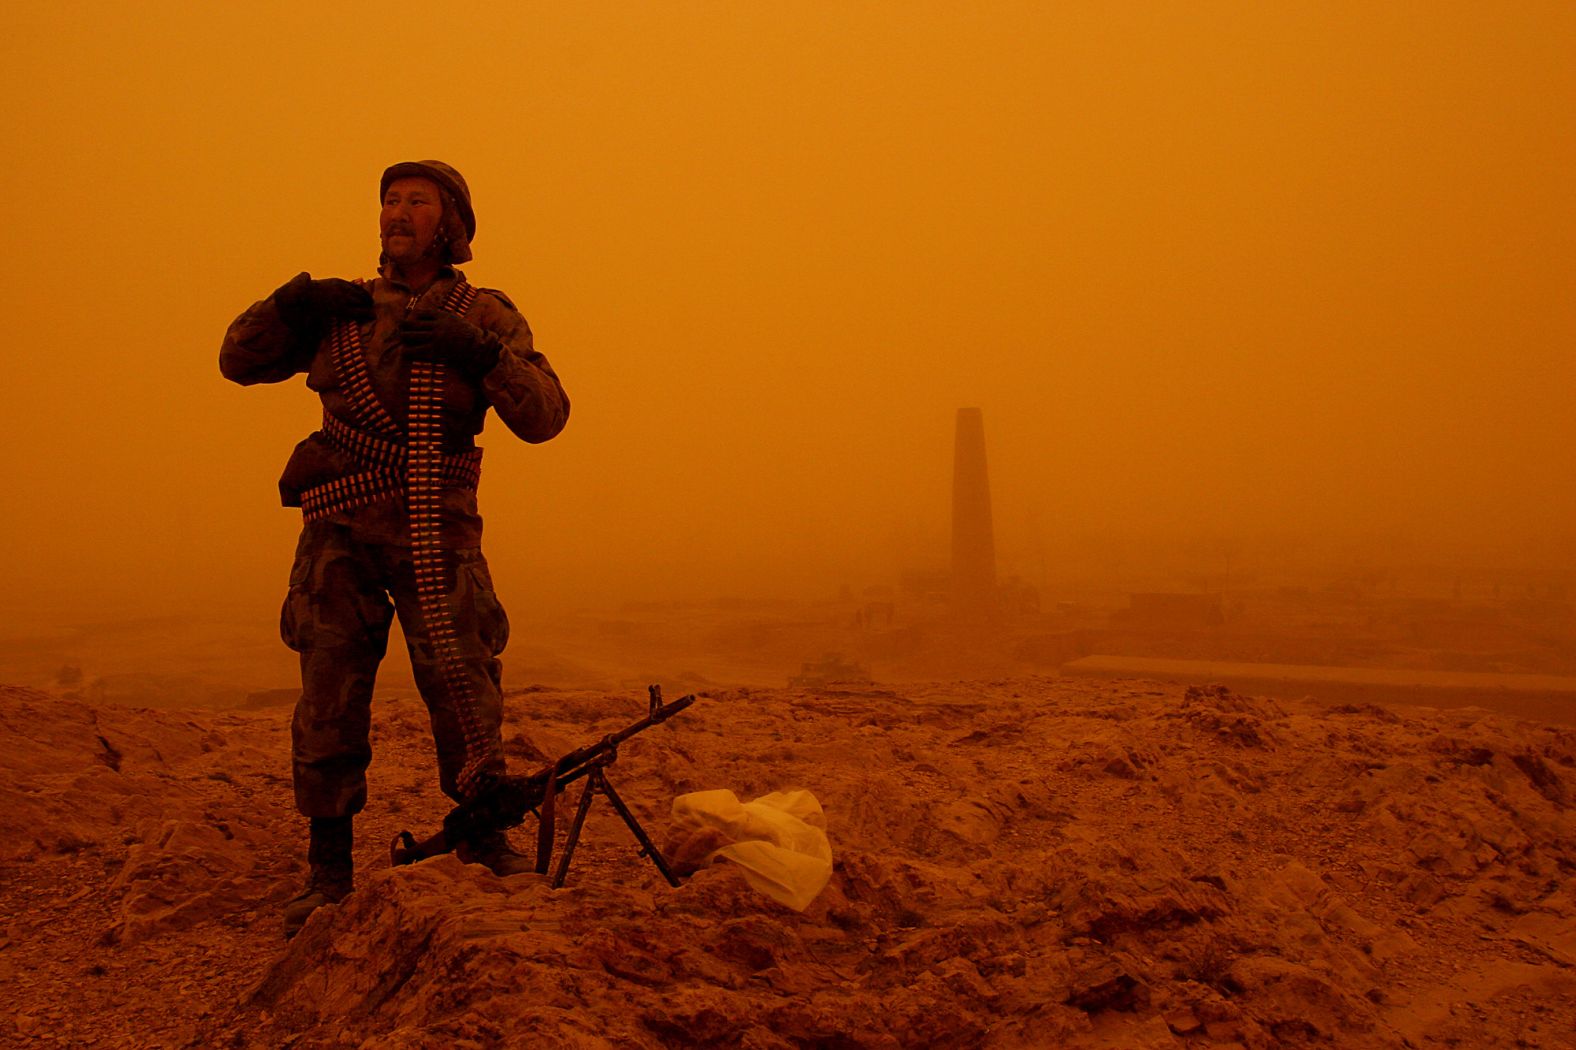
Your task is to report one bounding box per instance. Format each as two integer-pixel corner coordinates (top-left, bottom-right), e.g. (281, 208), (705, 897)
(282, 815), (354, 939)
(457, 829), (537, 877)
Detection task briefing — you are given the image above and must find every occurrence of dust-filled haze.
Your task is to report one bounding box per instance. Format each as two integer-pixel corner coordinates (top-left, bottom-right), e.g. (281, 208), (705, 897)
(2, 2), (1573, 630)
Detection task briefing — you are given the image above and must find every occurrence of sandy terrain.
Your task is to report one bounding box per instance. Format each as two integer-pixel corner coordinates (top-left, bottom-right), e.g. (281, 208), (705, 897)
(3, 670), (1574, 1049)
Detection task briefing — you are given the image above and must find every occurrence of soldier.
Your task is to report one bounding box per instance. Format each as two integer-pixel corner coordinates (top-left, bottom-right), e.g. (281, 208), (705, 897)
(220, 161), (570, 937)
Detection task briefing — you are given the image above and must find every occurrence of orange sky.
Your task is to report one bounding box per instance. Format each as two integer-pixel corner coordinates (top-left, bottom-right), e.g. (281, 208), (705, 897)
(1, 2), (1573, 627)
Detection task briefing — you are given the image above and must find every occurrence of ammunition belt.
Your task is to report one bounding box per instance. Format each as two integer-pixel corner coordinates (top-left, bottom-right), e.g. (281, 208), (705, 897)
(299, 417), (482, 523)
(320, 412), (483, 478)
(307, 277), (497, 799)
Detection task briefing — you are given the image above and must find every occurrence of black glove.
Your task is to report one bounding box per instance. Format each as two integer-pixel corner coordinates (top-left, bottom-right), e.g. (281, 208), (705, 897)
(273, 272), (374, 335)
(398, 310), (503, 379)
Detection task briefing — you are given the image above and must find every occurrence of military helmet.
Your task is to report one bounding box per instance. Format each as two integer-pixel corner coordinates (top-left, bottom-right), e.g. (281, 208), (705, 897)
(380, 160), (476, 248)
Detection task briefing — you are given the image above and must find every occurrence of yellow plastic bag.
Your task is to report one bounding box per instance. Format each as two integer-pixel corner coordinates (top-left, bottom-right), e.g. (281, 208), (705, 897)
(668, 789), (833, 911)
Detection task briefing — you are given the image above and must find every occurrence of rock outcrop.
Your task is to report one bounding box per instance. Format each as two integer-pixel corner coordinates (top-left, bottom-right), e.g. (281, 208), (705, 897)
(2, 678), (1574, 1048)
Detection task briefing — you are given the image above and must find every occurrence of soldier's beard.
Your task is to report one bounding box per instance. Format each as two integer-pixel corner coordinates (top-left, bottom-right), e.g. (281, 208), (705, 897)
(379, 239), (451, 280)
(381, 230), (447, 260)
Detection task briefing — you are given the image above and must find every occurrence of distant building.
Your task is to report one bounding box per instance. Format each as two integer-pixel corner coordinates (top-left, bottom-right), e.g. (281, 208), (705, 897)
(951, 407), (996, 615)
(1119, 592), (1226, 629)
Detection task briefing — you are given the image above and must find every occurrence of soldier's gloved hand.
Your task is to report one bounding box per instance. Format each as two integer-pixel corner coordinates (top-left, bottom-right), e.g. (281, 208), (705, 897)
(273, 272), (374, 335)
(398, 310), (503, 379)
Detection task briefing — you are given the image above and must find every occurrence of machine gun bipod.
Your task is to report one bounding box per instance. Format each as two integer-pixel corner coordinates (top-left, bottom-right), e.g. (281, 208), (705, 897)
(390, 685), (695, 888)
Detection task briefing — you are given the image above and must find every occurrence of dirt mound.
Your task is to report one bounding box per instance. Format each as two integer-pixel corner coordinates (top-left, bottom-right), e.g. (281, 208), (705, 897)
(2, 679), (1575, 1048)
(0, 684), (239, 859)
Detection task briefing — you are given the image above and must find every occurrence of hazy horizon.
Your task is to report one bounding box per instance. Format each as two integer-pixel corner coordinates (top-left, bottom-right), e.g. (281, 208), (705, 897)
(3, 2), (1572, 632)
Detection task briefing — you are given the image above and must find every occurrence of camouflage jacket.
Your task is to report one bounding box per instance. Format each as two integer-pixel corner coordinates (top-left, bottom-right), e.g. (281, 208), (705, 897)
(220, 266), (570, 547)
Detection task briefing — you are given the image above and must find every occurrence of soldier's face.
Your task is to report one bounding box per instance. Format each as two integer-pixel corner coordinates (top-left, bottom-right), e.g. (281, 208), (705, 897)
(380, 177), (445, 264)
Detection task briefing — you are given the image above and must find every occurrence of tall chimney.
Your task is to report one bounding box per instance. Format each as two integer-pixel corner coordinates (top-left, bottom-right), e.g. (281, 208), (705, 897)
(951, 407), (996, 613)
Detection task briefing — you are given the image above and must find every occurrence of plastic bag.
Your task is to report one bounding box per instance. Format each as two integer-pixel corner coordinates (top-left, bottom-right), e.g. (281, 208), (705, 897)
(668, 788), (832, 911)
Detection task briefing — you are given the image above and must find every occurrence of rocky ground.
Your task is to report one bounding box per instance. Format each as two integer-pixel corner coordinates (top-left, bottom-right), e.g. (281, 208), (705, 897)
(2, 676), (1574, 1049)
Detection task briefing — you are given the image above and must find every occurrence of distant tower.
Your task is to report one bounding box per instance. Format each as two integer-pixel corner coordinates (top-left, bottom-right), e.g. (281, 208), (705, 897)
(951, 407), (996, 613)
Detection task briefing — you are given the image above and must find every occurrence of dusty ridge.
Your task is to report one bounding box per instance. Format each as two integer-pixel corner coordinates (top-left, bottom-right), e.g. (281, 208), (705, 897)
(1, 679), (1574, 1048)
(1062, 656), (1576, 726)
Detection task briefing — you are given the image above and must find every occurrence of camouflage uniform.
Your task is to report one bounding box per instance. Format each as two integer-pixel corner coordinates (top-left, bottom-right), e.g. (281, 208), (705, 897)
(221, 264), (569, 819)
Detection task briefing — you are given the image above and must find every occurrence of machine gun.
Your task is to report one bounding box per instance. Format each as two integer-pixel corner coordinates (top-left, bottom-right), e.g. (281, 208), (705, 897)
(390, 685), (695, 888)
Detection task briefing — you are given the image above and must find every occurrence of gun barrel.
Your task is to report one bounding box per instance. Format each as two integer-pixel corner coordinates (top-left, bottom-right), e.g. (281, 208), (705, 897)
(609, 691), (695, 747)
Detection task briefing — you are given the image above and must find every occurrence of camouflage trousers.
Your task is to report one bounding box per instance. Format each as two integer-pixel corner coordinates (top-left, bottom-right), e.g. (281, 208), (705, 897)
(280, 521), (510, 818)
